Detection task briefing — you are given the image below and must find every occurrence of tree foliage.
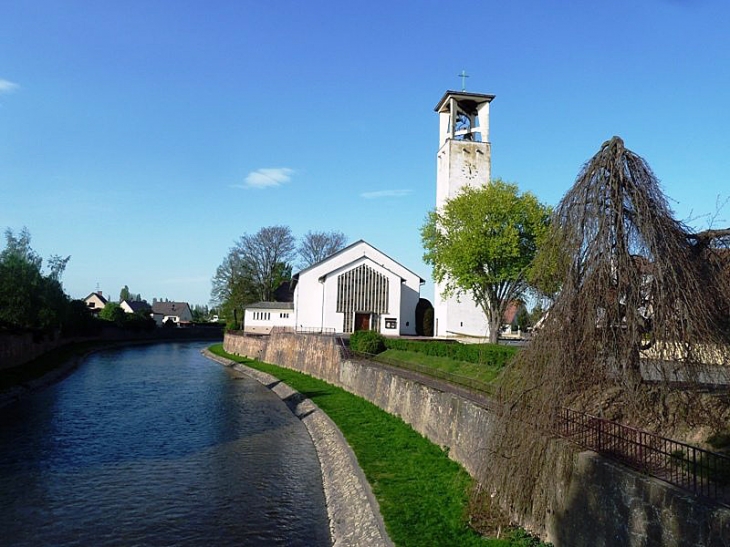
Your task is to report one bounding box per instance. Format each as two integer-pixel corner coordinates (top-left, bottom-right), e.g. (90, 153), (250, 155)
(478, 137), (730, 526)
(298, 230), (348, 268)
(0, 227), (71, 331)
(211, 225), (297, 327)
(421, 180), (551, 343)
(99, 302), (126, 325)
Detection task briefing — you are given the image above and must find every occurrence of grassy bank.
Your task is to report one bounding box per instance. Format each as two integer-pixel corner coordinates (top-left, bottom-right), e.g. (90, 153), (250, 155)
(209, 344), (548, 547)
(375, 348), (503, 394)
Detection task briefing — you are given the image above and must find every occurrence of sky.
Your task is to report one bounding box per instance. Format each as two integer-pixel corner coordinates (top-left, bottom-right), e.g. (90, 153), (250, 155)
(1, 1), (729, 307)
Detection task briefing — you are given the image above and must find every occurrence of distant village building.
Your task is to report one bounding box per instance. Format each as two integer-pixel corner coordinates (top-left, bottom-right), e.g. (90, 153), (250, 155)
(120, 300), (151, 315)
(434, 90), (495, 340)
(151, 301), (193, 327)
(84, 291), (108, 315)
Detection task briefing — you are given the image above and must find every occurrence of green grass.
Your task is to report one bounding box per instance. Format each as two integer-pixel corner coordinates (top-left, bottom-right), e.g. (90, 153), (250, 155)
(374, 348), (504, 395)
(209, 344), (549, 547)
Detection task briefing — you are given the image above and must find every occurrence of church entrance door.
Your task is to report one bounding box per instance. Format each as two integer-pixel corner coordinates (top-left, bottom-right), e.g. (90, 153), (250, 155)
(354, 313), (371, 331)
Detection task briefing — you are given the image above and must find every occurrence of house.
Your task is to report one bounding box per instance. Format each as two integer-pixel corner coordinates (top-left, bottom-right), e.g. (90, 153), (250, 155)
(292, 240), (424, 335)
(243, 302), (295, 334)
(502, 301), (527, 331)
(84, 292), (108, 315)
(151, 301), (193, 327)
(120, 300), (152, 315)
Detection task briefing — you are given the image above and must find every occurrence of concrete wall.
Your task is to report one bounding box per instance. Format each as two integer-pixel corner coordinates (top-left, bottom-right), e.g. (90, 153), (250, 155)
(223, 331), (730, 547)
(2, 326), (224, 371)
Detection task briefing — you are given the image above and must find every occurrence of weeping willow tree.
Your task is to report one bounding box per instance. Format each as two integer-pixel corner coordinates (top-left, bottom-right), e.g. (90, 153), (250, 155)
(475, 136), (730, 531)
(529, 136), (730, 393)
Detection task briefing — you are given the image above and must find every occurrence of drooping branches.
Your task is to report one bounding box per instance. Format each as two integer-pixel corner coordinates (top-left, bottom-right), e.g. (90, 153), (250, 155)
(476, 137), (730, 526)
(529, 136), (730, 393)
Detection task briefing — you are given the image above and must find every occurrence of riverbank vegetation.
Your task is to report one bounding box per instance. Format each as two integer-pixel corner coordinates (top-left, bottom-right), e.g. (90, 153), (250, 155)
(349, 331), (517, 395)
(209, 344), (550, 547)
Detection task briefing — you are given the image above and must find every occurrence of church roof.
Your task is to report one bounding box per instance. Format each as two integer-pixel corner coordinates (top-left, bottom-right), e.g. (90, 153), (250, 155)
(292, 239), (425, 284)
(434, 90), (495, 113)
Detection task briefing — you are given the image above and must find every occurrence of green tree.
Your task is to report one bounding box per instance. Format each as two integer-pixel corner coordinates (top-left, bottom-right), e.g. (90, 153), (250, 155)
(421, 180), (551, 344)
(119, 285), (130, 302)
(0, 227), (71, 331)
(99, 302), (126, 326)
(211, 225), (297, 327)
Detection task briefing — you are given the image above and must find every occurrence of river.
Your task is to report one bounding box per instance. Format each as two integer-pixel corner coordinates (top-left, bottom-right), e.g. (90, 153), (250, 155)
(0, 342), (331, 546)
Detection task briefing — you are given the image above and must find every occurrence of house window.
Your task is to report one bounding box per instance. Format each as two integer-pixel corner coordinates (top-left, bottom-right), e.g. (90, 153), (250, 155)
(280, 313), (289, 319)
(385, 318), (397, 329)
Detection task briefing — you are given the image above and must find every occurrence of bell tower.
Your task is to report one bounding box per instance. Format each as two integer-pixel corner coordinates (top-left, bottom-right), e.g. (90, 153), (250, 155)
(433, 90), (495, 339)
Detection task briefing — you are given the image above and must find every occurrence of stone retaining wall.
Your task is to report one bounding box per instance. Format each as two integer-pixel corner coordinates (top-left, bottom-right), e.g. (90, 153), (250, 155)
(0, 330), (63, 370)
(223, 331), (730, 547)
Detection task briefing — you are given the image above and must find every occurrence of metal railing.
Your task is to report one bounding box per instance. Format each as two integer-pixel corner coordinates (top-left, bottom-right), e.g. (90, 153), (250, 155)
(295, 326), (336, 336)
(556, 408), (730, 504)
(268, 326), (336, 336)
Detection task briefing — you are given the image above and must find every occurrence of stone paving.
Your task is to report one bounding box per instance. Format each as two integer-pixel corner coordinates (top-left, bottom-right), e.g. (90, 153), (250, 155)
(202, 349), (393, 547)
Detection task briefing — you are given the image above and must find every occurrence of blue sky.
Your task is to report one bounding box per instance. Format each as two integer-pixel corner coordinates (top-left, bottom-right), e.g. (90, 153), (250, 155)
(1, 1), (729, 307)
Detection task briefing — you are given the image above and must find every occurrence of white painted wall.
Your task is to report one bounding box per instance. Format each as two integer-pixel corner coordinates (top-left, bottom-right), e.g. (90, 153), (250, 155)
(243, 306), (295, 334)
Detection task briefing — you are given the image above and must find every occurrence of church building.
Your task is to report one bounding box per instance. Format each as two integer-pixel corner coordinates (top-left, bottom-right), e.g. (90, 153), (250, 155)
(433, 90), (495, 339)
(292, 240), (424, 335)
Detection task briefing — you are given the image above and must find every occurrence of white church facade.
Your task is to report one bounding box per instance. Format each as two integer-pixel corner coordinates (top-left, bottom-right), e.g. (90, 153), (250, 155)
(243, 240), (424, 336)
(433, 90), (495, 340)
(292, 240), (423, 335)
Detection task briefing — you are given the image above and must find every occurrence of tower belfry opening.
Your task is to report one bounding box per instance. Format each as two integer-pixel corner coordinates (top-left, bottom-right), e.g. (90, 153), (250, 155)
(435, 90), (494, 145)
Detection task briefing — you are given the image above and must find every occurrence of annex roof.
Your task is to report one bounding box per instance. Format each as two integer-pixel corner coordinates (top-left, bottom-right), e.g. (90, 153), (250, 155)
(244, 301), (295, 310)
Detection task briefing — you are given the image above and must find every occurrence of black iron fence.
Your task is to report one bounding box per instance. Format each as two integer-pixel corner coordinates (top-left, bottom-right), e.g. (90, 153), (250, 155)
(556, 408), (730, 504)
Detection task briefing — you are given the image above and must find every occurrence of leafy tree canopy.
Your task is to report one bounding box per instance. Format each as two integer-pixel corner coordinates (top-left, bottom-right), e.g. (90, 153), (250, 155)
(0, 227), (71, 331)
(421, 180), (551, 343)
(211, 225), (297, 328)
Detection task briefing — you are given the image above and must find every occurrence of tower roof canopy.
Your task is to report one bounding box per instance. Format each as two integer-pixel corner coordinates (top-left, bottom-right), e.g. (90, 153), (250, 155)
(434, 90), (495, 113)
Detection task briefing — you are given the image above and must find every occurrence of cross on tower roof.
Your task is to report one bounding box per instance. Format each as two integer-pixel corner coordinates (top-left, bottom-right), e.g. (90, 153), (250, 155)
(458, 70), (469, 91)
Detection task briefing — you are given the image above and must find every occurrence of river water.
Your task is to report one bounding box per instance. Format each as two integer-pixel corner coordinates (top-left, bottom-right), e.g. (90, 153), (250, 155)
(0, 342), (331, 546)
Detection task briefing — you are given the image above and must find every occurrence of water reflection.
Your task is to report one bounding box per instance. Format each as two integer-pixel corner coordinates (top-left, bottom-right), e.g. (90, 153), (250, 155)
(0, 342), (330, 546)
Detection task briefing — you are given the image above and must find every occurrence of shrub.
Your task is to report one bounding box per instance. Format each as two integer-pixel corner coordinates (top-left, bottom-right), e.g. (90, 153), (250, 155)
(350, 330), (386, 354)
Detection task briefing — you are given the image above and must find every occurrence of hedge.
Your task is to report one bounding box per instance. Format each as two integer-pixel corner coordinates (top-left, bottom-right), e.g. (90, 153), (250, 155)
(383, 338), (518, 367)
